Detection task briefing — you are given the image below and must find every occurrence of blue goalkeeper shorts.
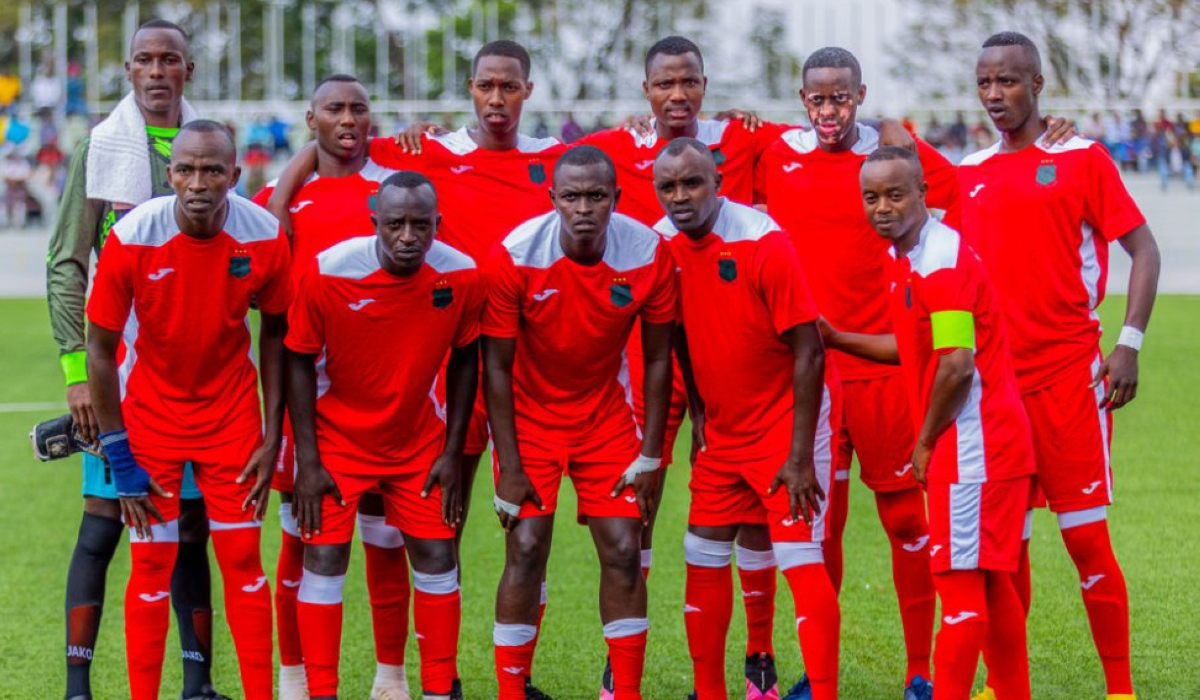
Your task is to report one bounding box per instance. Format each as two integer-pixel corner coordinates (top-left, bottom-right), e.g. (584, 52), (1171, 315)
(82, 452), (202, 500)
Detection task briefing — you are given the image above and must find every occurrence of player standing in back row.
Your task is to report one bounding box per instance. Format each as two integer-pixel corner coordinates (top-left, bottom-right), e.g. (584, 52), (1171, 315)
(959, 32), (1159, 700)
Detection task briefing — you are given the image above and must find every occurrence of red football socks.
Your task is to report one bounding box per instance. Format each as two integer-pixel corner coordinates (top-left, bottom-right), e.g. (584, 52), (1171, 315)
(359, 513), (411, 668)
(781, 559), (841, 700)
(1060, 515), (1133, 695)
(736, 546), (777, 657)
(495, 623), (538, 700)
(824, 476), (850, 593)
(275, 510), (305, 668)
(982, 572), (1031, 700)
(297, 570), (346, 697)
(876, 488), (936, 684)
(605, 619), (649, 700)
(125, 532), (178, 700)
(413, 569), (461, 696)
(932, 570), (987, 700)
(684, 533), (735, 700)
(210, 524), (273, 700)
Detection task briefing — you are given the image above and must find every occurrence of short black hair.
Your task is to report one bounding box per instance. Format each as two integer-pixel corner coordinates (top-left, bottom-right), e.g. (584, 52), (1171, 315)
(553, 145), (616, 187)
(645, 36), (704, 75)
(981, 31), (1042, 73)
(658, 136), (714, 163)
(863, 146), (923, 175)
(176, 119), (236, 156)
(132, 19), (190, 55)
(314, 74), (362, 94)
(378, 170), (437, 205)
(802, 46), (862, 86)
(473, 40), (531, 80)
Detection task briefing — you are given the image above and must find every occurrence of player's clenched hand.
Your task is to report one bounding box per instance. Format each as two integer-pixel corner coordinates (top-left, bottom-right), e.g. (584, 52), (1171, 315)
(1092, 345), (1139, 410)
(121, 478), (171, 542)
(911, 440), (933, 485)
(237, 442), (278, 520)
(66, 383), (98, 443)
(1041, 115), (1077, 146)
(423, 452), (463, 527)
(494, 467), (543, 532)
(393, 121), (445, 154)
(768, 455), (824, 527)
(293, 462), (343, 540)
(714, 109), (763, 132)
(611, 454), (662, 525)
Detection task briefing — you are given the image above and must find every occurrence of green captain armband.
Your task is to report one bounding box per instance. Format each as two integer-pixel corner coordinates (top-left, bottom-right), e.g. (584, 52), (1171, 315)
(61, 351), (88, 386)
(930, 311), (975, 350)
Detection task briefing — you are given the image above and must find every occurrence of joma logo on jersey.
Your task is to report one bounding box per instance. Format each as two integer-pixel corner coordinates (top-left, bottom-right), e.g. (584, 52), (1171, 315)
(229, 251), (251, 278)
(610, 278), (633, 308)
(718, 253), (737, 282)
(1036, 163), (1057, 186)
(528, 162), (547, 184)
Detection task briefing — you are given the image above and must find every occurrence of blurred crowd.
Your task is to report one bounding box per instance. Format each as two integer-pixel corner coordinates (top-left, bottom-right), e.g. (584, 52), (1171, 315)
(2, 62), (1197, 233)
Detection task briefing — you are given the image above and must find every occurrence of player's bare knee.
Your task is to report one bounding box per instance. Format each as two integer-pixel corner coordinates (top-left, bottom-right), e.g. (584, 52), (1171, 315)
(83, 495), (121, 521)
(303, 543), (351, 576)
(405, 536), (456, 574)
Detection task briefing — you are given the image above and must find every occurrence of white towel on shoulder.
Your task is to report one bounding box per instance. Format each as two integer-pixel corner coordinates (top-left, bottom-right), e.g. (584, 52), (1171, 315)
(85, 91), (199, 205)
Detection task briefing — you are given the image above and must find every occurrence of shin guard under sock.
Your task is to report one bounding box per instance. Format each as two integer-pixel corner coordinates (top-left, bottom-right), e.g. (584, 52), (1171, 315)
(605, 619), (649, 700)
(65, 512), (123, 699)
(359, 513), (411, 668)
(495, 624), (537, 700)
(297, 570), (346, 698)
(275, 504), (305, 669)
(932, 570), (987, 700)
(825, 475), (850, 593)
(876, 489), (936, 684)
(1061, 514), (1133, 695)
(209, 524), (273, 700)
(684, 533), (734, 700)
(982, 572), (1031, 700)
(779, 557), (840, 700)
(413, 569), (461, 696)
(736, 546), (777, 657)
(126, 525), (179, 700)
(172, 539), (214, 696)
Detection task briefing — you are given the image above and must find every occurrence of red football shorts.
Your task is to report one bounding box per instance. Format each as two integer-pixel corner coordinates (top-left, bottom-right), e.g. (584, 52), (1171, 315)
(1021, 355), (1113, 513)
(494, 410), (642, 522)
(308, 439), (454, 545)
(626, 320), (688, 467)
(129, 429), (263, 524)
(836, 374), (918, 492)
(927, 476), (1032, 573)
(435, 360), (491, 456)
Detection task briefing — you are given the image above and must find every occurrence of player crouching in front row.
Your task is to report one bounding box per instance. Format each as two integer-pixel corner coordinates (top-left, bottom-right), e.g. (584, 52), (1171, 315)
(286, 171), (481, 700)
(87, 121), (289, 700)
(822, 147), (1035, 700)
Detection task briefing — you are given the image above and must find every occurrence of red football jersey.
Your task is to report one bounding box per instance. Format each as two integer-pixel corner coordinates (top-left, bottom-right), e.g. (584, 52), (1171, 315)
(252, 159), (396, 285)
(87, 195), (292, 448)
(887, 217), (1035, 484)
(482, 211), (677, 434)
(659, 200), (829, 461)
(368, 129), (566, 264)
(758, 124), (962, 381)
(957, 137), (1145, 392)
(286, 237), (483, 467)
(580, 119), (789, 226)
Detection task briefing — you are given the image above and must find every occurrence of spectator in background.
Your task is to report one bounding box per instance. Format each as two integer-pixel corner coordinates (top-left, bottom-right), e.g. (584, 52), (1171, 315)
(28, 144), (64, 227)
(2, 151), (32, 228)
(533, 115), (550, 139)
(268, 114), (291, 156)
(970, 117), (992, 149)
(1155, 127), (1195, 192)
(65, 62), (87, 117)
(1084, 112), (1106, 144)
(0, 73), (20, 109)
(561, 112), (584, 143)
(31, 61), (63, 114)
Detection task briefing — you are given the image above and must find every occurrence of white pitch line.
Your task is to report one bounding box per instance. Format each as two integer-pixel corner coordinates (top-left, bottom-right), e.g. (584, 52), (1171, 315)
(0, 402), (65, 414)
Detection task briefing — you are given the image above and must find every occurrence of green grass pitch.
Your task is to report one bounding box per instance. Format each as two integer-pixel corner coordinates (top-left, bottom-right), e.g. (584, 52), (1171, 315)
(0, 296), (1196, 699)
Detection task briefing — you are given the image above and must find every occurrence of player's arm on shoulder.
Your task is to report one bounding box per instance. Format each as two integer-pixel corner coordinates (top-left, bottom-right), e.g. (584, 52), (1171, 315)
(773, 321), (826, 526)
(265, 142), (318, 238)
(393, 121), (445, 154)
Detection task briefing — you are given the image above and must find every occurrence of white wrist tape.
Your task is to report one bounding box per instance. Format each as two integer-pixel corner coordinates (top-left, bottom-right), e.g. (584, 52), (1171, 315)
(493, 494), (521, 518)
(622, 454), (661, 483)
(1116, 326), (1144, 352)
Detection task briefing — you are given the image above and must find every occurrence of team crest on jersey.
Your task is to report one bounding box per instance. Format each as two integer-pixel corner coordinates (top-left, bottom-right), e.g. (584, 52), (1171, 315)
(432, 278), (454, 309)
(610, 277), (633, 308)
(229, 250), (251, 278)
(718, 251), (737, 282)
(1036, 164), (1057, 186)
(528, 162), (547, 184)
(711, 148), (727, 166)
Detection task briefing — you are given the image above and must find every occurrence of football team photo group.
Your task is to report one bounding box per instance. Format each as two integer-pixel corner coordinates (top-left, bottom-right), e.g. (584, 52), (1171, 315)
(19, 11), (1172, 700)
